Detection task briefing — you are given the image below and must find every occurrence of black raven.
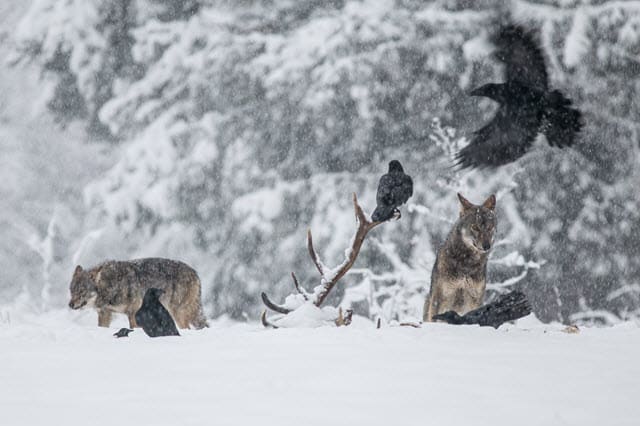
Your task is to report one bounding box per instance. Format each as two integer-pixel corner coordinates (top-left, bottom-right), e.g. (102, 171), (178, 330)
(371, 160), (413, 222)
(135, 288), (180, 337)
(432, 290), (531, 329)
(113, 328), (134, 338)
(456, 25), (583, 169)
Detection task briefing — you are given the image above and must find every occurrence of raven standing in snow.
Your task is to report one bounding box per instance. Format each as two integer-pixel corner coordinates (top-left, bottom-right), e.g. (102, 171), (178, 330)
(135, 288), (180, 337)
(456, 24), (583, 169)
(371, 160), (413, 222)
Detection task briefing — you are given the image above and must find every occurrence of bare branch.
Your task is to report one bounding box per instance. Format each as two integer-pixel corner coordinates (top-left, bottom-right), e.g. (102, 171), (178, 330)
(261, 292), (291, 314)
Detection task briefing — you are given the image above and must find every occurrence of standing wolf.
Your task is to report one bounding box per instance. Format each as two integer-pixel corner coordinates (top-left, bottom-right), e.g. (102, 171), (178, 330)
(69, 258), (208, 329)
(423, 193), (497, 322)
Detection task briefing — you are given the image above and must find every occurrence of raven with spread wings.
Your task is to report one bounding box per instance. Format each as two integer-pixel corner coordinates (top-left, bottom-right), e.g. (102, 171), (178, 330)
(456, 25), (583, 169)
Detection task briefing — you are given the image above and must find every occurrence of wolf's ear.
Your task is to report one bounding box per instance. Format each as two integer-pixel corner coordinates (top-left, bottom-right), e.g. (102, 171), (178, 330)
(74, 265), (83, 276)
(457, 193), (474, 216)
(482, 194), (496, 211)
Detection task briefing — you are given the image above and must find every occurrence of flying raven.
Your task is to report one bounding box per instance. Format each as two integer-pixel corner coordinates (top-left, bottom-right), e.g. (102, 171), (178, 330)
(135, 288), (180, 337)
(456, 24), (583, 169)
(371, 160), (413, 222)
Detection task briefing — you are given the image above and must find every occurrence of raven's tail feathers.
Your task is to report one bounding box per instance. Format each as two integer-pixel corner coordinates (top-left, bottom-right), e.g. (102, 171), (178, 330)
(543, 90), (584, 148)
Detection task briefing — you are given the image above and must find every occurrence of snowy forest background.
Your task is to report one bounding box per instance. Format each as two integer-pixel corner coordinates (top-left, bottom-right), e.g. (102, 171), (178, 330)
(1, 0), (639, 325)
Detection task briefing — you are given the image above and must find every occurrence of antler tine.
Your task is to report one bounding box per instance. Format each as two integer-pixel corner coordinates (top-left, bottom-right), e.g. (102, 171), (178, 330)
(260, 310), (279, 329)
(353, 192), (380, 230)
(314, 195), (383, 307)
(352, 192), (368, 226)
(307, 229), (325, 277)
(291, 272), (309, 300)
(261, 292), (292, 314)
(261, 192), (386, 325)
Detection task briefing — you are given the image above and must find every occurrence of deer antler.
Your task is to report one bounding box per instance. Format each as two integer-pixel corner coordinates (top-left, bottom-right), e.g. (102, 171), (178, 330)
(311, 193), (381, 306)
(261, 193), (382, 326)
(259, 272), (310, 314)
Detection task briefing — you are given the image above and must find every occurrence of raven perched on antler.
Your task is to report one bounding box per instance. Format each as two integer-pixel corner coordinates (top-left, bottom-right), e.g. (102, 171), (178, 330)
(371, 160), (413, 222)
(456, 24), (583, 169)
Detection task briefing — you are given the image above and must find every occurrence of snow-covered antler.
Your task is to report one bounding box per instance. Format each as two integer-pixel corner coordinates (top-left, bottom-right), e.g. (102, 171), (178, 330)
(311, 193), (381, 306)
(261, 193), (382, 324)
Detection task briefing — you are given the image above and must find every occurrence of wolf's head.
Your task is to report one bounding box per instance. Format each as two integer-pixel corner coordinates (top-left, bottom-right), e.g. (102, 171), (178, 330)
(457, 193), (497, 253)
(68, 265), (97, 310)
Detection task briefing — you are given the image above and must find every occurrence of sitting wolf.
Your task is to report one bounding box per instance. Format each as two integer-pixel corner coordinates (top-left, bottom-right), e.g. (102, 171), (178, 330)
(424, 193), (497, 322)
(69, 258), (208, 329)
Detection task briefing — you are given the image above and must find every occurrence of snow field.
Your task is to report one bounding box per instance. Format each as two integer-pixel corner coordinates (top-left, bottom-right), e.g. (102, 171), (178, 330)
(1, 309), (638, 426)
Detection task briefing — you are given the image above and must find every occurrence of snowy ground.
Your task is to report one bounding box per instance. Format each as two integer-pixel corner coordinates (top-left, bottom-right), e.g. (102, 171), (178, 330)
(1, 306), (639, 426)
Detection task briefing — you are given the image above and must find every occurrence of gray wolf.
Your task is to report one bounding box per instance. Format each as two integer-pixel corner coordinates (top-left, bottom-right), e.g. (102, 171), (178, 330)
(69, 258), (208, 329)
(424, 193), (496, 322)
(135, 288), (180, 337)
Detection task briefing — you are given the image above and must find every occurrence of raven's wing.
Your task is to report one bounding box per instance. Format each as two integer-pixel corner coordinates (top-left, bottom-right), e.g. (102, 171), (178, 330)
(158, 305), (180, 336)
(376, 174), (394, 206)
(456, 103), (540, 169)
(398, 175), (413, 204)
(463, 290), (532, 329)
(542, 90), (583, 148)
(372, 174), (398, 222)
(493, 25), (548, 91)
(135, 308), (155, 336)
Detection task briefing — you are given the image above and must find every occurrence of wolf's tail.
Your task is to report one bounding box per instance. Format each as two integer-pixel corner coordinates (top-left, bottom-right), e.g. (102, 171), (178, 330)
(371, 205), (395, 222)
(433, 290), (531, 329)
(542, 89), (583, 148)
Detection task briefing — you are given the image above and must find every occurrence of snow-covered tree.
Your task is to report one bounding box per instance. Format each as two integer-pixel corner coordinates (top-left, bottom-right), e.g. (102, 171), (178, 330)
(11, 0), (640, 324)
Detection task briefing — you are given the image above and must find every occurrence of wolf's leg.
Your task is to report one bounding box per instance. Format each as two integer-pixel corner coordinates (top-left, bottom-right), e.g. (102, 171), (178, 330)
(424, 290), (439, 322)
(174, 312), (189, 330)
(98, 310), (112, 327)
(166, 306), (187, 329)
(423, 296), (431, 322)
(127, 312), (138, 328)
